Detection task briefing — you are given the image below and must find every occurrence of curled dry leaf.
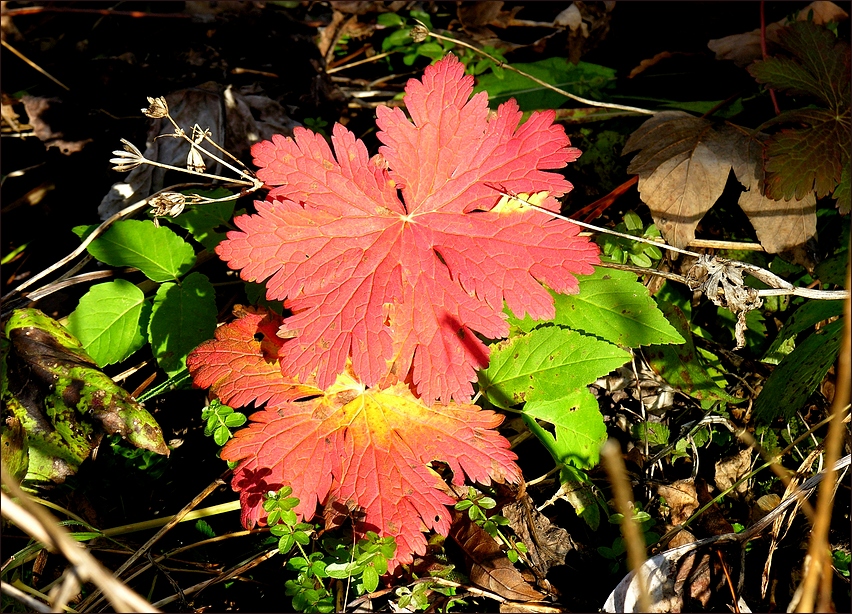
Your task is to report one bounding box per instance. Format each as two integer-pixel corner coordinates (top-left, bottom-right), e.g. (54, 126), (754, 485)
(502, 494), (574, 583)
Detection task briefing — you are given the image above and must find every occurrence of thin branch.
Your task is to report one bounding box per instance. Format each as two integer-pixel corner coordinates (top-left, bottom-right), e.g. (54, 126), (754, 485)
(489, 187), (850, 302)
(76, 474), (230, 612)
(414, 24), (656, 116)
(1, 39), (69, 90)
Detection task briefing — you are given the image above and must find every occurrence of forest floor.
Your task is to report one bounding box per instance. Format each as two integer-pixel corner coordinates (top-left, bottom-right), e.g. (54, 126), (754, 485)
(1, 2), (850, 613)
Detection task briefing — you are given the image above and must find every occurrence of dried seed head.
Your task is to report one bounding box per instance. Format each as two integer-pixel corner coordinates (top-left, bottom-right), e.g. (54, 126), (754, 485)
(110, 139), (145, 172)
(410, 24), (428, 43)
(186, 125), (210, 173)
(142, 96), (169, 118)
(186, 147), (206, 173)
(150, 192), (186, 218)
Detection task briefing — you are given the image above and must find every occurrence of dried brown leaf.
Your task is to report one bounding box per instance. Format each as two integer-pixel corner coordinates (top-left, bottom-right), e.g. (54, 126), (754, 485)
(731, 131), (817, 257)
(449, 512), (545, 603)
(712, 449), (752, 500)
(624, 111), (733, 249)
(502, 494), (574, 582)
(624, 111), (817, 255)
(657, 480), (698, 526)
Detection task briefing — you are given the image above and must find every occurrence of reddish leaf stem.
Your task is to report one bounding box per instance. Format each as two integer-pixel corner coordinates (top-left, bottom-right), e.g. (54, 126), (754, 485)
(760, 0), (782, 116)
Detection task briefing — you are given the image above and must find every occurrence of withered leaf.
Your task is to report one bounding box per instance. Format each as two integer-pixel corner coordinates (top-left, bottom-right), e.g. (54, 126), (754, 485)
(449, 512), (546, 603)
(1, 309), (168, 483)
(502, 494), (573, 582)
(624, 110), (816, 255)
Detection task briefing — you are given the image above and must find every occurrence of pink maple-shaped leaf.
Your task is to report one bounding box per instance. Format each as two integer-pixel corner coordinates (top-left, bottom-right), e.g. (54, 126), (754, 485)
(187, 306), (319, 409)
(218, 53), (599, 402)
(187, 307), (522, 571)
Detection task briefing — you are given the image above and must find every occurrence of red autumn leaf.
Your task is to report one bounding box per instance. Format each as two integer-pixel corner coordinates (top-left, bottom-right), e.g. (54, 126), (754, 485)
(187, 306), (319, 408)
(187, 307), (522, 570)
(217, 53), (599, 403)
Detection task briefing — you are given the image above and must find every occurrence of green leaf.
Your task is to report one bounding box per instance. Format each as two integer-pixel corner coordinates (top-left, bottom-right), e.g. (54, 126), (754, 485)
(223, 412), (247, 428)
(72, 224), (99, 240)
(325, 561), (360, 579)
(747, 22), (851, 203)
(377, 12), (404, 26)
(66, 280), (150, 367)
(166, 188), (236, 251)
(195, 519), (216, 538)
(148, 272), (217, 376)
(86, 219), (196, 282)
(754, 317), (844, 422)
(558, 466), (601, 530)
(524, 388), (607, 468)
(632, 422), (670, 448)
(509, 268), (684, 347)
(479, 327), (630, 409)
(644, 302), (741, 408)
(474, 58), (616, 110)
(362, 564), (380, 593)
(213, 425), (230, 446)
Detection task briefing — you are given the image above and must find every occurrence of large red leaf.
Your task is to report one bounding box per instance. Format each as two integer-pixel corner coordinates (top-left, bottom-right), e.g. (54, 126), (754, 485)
(217, 53), (599, 402)
(187, 307), (522, 570)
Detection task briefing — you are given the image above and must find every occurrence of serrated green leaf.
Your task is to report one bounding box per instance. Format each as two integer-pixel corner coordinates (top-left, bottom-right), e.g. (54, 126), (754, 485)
(479, 327), (630, 409)
(754, 317), (844, 422)
(148, 272), (217, 376)
(644, 302), (741, 408)
(509, 268), (684, 347)
(632, 421), (670, 448)
(524, 388), (607, 468)
(749, 21), (850, 110)
(86, 219), (196, 282)
(166, 188), (236, 251)
(474, 58), (615, 110)
(67, 280), (150, 367)
(749, 57), (827, 103)
(195, 519), (216, 538)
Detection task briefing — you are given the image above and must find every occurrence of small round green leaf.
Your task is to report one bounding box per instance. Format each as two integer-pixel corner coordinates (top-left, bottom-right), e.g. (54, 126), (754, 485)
(362, 564), (380, 593)
(67, 280), (149, 367)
